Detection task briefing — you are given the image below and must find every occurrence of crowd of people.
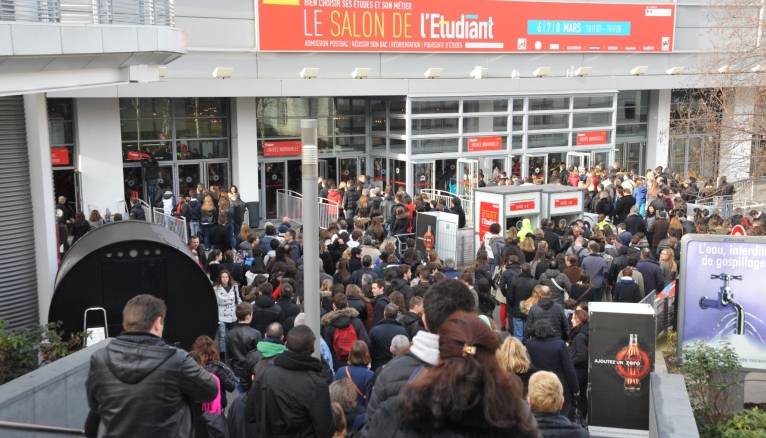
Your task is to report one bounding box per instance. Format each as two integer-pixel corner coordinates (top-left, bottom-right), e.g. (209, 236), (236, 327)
(82, 162), (764, 438)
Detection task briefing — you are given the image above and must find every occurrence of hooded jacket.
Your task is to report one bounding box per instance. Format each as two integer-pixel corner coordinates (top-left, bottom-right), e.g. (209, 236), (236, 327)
(634, 185), (648, 205)
(251, 294), (285, 334)
(188, 198), (201, 222)
(391, 211), (410, 236)
(129, 203), (146, 221)
(366, 331), (439, 418)
(517, 218), (533, 242)
(248, 351), (336, 438)
(320, 307), (371, 370)
(401, 311), (424, 338)
(614, 276), (641, 303)
(568, 322), (590, 382)
(390, 277), (415, 307)
(508, 271), (538, 320)
(524, 297), (568, 342)
(451, 204), (466, 229)
(343, 186), (361, 217)
(539, 269), (571, 305)
(533, 411), (590, 438)
(240, 338), (287, 392)
(86, 333), (217, 438)
(369, 318), (409, 370)
(498, 262), (522, 299)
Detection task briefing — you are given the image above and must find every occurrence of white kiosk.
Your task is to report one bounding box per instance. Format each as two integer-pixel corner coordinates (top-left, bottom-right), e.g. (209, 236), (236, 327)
(541, 185), (586, 230)
(474, 186), (544, 243)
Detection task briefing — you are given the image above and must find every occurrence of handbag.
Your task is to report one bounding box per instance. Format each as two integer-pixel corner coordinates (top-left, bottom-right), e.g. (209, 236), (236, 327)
(345, 367), (367, 400)
(200, 374), (228, 438)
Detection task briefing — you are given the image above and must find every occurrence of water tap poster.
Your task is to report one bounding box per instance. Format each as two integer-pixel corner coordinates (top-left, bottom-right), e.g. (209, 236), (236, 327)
(678, 235), (766, 371)
(589, 302), (656, 436)
(258, 0), (675, 53)
(415, 212), (437, 257)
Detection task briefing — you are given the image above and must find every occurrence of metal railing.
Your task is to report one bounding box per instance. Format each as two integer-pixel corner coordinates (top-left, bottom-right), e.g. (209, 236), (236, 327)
(0, 0), (174, 26)
(318, 197), (339, 229)
(692, 195), (757, 219)
(139, 199), (152, 222)
(419, 189), (473, 227)
(0, 421), (84, 436)
(640, 287), (675, 336)
(276, 190), (303, 225)
(153, 207), (188, 244)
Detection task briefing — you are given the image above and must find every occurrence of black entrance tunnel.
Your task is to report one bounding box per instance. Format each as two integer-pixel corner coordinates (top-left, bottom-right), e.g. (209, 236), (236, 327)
(49, 221), (217, 351)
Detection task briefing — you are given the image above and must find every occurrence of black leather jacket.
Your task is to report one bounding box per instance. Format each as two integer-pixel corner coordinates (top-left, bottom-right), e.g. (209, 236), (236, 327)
(225, 323), (262, 377)
(86, 333), (217, 438)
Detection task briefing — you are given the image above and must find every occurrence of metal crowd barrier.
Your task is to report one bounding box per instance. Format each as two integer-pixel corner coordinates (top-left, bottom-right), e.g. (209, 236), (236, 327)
(419, 189), (473, 226)
(640, 287), (675, 336)
(0, 0), (175, 26)
(318, 197), (339, 230)
(139, 199), (152, 222)
(153, 207), (188, 244)
(393, 233), (414, 255)
(276, 189), (303, 224)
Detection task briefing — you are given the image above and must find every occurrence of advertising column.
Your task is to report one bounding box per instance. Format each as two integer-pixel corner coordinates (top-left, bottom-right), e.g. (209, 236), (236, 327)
(479, 201), (500, 240)
(677, 235), (766, 371)
(589, 302), (656, 437)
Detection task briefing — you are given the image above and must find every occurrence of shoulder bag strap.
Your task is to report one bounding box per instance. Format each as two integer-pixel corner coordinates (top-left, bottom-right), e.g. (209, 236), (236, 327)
(576, 287), (592, 304)
(550, 278), (564, 292)
(345, 367), (366, 399)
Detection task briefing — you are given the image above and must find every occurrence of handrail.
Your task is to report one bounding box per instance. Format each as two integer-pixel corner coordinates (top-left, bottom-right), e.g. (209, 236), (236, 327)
(0, 0), (175, 27)
(0, 420), (85, 436)
(280, 189), (303, 198)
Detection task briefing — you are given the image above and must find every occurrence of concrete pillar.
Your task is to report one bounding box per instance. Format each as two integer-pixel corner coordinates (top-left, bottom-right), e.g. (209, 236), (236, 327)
(75, 98), (125, 216)
(25, 93), (58, 324)
(231, 97), (260, 202)
(720, 87), (756, 181)
(646, 89), (671, 171)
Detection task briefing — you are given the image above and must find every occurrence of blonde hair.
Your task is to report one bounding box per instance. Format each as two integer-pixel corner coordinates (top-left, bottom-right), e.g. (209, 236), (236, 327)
(202, 196), (214, 212)
(320, 279), (334, 292)
(520, 236), (535, 252)
(528, 371), (564, 414)
(521, 285), (544, 314)
(497, 337), (530, 374)
(660, 249), (677, 273)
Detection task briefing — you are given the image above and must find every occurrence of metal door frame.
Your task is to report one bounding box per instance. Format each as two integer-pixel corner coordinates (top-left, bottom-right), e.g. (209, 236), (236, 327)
(522, 153), (549, 184)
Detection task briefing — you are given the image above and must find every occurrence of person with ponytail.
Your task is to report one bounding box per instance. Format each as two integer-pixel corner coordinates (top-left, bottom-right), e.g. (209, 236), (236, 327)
(360, 312), (539, 438)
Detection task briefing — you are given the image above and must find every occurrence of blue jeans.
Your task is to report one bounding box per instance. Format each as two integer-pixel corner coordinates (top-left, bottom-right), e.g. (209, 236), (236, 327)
(513, 317), (525, 341)
(235, 378), (245, 395)
(217, 322), (227, 354)
(225, 223), (236, 249)
(146, 179), (158, 206)
(202, 223), (213, 248)
(190, 221), (200, 238)
(638, 203), (646, 216)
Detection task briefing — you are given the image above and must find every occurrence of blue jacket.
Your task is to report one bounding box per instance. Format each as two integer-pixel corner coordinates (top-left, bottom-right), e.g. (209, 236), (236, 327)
(635, 259), (665, 296)
(580, 252), (609, 290)
(633, 185), (648, 205)
(526, 337), (579, 404)
(369, 319), (408, 370)
(188, 198), (202, 222)
(336, 365), (374, 407)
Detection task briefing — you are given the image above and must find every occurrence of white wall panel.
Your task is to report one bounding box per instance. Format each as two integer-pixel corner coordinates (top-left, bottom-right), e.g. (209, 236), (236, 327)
(167, 52), (258, 78)
(75, 99), (125, 217)
(176, 17), (255, 49)
(175, 0), (255, 20)
(256, 52), (382, 79)
(380, 53), (488, 79)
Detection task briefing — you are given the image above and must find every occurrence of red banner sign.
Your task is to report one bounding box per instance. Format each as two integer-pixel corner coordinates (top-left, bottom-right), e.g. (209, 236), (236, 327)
(264, 140), (303, 157)
(576, 131), (608, 145)
(258, 1), (675, 53)
(479, 202), (500, 240)
(126, 150), (151, 161)
(510, 200), (536, 212)
(554, 197), (579, 207)
(51, 148), (70, 166)
(467, 136), (503, 152)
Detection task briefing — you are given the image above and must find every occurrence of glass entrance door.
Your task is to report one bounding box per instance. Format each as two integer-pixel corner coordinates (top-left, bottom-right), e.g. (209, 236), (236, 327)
(433, 159), (457, 193)
(339, 158), (358, 184)
(412, 162), (433, 196)
(616, 141), (644, 174)
(567, 152), (590, 170)
(391, 159), (407, 194)
(262, 162), (285, 220)
(524, 154), (549, 184)
(372, 157), (387, 189)
(178, 164), (200, 199)
(286, 160), (302, 193)
(591, 150), (613, 170)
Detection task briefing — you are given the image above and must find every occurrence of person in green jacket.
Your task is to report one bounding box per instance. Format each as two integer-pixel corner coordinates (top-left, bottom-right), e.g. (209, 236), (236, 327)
(517, 218), (534, 242)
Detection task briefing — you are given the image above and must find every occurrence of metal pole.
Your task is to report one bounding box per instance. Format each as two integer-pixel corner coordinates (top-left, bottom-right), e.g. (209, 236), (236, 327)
(301, 119), (321, 359)
(0, 421), (85, 436)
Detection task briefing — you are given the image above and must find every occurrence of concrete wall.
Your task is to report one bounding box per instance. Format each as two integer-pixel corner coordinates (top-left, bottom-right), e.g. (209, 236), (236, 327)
(0, 340), (110, 438)
(75, 98), (126, 217)
(649, 373), (700, 438)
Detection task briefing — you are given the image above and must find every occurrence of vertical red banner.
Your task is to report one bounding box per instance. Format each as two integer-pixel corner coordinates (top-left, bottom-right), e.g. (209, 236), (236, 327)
(479, 202), (500, 240)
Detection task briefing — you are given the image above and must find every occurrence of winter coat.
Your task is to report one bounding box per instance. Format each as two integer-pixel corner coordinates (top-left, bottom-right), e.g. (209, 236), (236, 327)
(247, 351), (335, 438)
(634, 185), (648, 205)
(346, 295), (369, 324)
(624, 213), (648, 236)
(568, 172), (581, 187)
(614, 276), (642, 303)
(327, 190), (342, 215)
(562, 266), (582, 285)
(401, 311), (423, 338)
(660, 261), (677, 284)
(580, 253), (609, 290)
(227, 393), (258, 438)
(240, 338), (287, 392)
(188, 198), (202, 222)
(508, 272), (538, 320)
(200, 207), (216, 225)
(161, 190), (176, 215)
(372, 294), (392, 326)
(390, 278), (415, 308)
(86, 333), (217, 438)
(526, 337), (579, 404)
(648, 218), (670, 248)
(391, 212), (410, 236)
(129, 203), (146, 221)
(343, 186), (361, 217)
(543, 229), (561, 253)
(539, 269), (571, 305)
(203, 360), (237, 410)
(524, 297), (568, 342)
(451, 204), (466, 229)
(473, 263), (495, 289)
(141, 159), (160, 180)
(533, 411), (590, 438)
(277, 296), (301, 320)
(251, 294), (285, 334)
(568, 322), (590, 382)
(71, 221), (91, 244)
(517, 218), (534, 242)
(320, 307), (371, 370)
(614, 195), (636, 224)
(214, 285), (240, 324)
(636, 259), (665, 296)
(209, 224), (232, 252)
(379, 198), (395, 223)
(336, 365), (374, 407)
(369, 318), (408, 370)
(359, 396), (539, 438)
(225, 323), (262, 377)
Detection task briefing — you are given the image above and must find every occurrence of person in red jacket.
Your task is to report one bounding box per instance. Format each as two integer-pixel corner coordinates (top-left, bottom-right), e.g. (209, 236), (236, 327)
(567, 166), (581, 187)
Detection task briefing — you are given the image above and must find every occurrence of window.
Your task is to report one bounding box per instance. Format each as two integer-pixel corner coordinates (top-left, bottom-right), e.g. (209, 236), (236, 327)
(463, 99), (508, 113)
(120, 98), (229, 162)
(528, 133), (568, 148)
(617, 90), (650, 141)
(48, 98), (75, 168)
(573, 112), (612, 128)
(413, 138), (460, 154)
(411, 118), (459, 135)
(528, 97), (570, 111)
(574, 96), (613, 109)
(411, 100), (459, 114)
(463, 116), (508, 133)
(528, 114), (569, 131)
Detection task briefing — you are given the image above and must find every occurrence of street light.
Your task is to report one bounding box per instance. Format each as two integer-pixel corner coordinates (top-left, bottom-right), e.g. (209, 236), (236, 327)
(301, 119), (320, 358)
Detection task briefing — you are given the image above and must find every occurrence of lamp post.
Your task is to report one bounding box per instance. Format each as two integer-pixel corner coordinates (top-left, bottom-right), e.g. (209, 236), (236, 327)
(301, 119), (320, 358)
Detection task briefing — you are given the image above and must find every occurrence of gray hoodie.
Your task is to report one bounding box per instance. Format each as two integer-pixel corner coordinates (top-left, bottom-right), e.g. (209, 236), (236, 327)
(539, 268), (572, 305)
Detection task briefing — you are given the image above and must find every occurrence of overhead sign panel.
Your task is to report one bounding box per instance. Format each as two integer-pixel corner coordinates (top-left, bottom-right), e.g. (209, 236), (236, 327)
(258, 1), (675, 53)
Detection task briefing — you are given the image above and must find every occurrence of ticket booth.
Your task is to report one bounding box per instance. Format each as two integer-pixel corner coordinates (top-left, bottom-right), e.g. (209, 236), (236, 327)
(541, 185), (585, 230)
(474, 186), (543, 245)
